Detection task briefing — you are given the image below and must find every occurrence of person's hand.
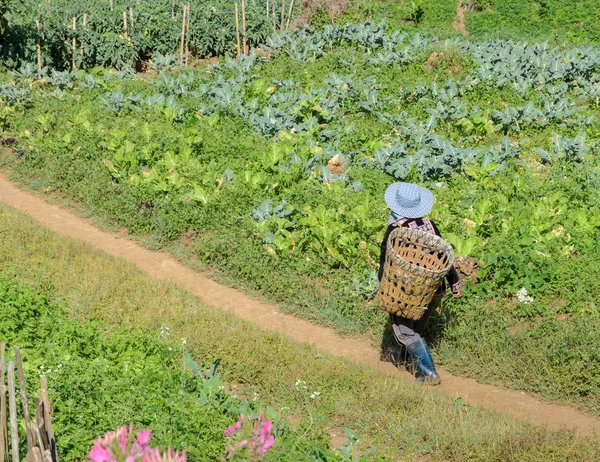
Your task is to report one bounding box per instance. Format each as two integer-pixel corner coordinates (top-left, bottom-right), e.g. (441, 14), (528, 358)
(452, 288), (462, 298)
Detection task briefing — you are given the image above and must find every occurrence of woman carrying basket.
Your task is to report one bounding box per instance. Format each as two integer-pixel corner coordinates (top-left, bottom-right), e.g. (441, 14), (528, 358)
(378, 182), (461, 385)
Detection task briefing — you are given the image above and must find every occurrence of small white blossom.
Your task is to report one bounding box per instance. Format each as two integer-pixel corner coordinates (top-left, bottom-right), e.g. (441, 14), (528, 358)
(181, 337), (187, 345)
(295, 379), (307, 391)
(310, 391), (321, 399)
(517, 288), (534, 304)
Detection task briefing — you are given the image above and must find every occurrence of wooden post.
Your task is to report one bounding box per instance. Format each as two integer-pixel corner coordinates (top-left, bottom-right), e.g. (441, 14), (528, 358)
(123, 11), (128, 39)
(39, 377), (57, 462)
(36, 20), (43, 75)
(171, 0), (175, 19)
(7, 363), (18, 462)
(80, 13), (87, 57)
(285, 0), (295, 29)
(272, 0), (276, 31)
(266, 0), (269, 20)
(280, 0), (285, 32)
(241, 0), (247, 55)
(110, 0), (114, 12)
(185, 3), (191, 66)
(179, 4), (186, 58)
(235, 3), (241, 57)
(15, 348), (34, 452)
(129, 7), (134, 31)
(72, 16), (76, 70)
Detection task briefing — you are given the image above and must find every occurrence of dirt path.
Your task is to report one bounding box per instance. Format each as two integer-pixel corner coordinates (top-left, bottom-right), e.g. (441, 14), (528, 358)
(453, 1), (469, 36)
(1, 174), (599, 436)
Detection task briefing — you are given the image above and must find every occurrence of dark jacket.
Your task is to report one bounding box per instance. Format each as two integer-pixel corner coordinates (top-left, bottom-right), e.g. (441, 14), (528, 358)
(378, 217), (460, 294)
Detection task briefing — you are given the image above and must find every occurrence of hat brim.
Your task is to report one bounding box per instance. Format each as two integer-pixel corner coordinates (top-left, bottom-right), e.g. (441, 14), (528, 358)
(384, 183), (434, 219)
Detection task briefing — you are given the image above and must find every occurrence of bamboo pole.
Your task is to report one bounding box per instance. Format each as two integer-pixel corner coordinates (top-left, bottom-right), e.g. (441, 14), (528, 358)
(271, 0), (276, 31)
(285, 0), (295, 30)
(241, 0), (247, 55)
(0, 341), (5, 462)
(280, 0), (285, 32)
(235, 3), (241, 57)
(123, 11), (128, 39)
(39, 377), (57, 462)
(36, 20), (43, 76)
(72, 17), (76, 70)
(179, 4), (187, 58)
(110, 0), (114, 13)
(266, 0), (269, 20)
(129, 7), (134, 31)
(80, 13), (87, 57)
(7, 363), (18, 462)
(185, 3), (191, 66)
(171, 0), (175, 19)
(15, 348), (34, 452)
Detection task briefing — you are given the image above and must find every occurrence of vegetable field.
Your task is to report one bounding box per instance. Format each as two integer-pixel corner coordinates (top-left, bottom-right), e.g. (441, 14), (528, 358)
(1, 0), (600, 457)
(1, 0), (278, 70)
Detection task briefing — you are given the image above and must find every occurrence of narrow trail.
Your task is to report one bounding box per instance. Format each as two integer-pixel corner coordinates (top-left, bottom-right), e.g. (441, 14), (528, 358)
(453, 1), (469, 36)
(1, 174), (599, 436)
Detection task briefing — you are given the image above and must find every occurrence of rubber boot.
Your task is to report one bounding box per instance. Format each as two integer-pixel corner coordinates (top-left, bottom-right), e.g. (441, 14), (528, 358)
(406, 338), (441, 385)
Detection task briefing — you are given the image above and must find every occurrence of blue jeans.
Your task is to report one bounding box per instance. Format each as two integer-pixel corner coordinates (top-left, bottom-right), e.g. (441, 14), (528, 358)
(389, 299), (440, 346)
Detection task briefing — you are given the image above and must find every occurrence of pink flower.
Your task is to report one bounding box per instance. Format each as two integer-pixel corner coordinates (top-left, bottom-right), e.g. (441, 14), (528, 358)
(224, 420), (242, 437)
(136, 429), (151, 448)
(89, 443), (113, 462)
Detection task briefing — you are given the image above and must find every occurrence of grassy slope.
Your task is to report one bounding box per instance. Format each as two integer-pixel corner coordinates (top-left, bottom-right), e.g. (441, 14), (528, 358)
(349, 0), (600, 45)
(1, 202), (599, 461)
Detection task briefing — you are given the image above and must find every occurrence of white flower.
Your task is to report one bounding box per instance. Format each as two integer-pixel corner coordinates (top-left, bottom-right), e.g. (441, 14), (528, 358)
(517, 287), (534, 304)
(295, 379), (307, 391)
(310, 391), (321, 399)
(181, 337), (187, 345)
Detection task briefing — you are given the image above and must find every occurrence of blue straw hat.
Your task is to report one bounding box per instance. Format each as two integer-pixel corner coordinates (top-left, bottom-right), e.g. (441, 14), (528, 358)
(384, 182), (434, 221)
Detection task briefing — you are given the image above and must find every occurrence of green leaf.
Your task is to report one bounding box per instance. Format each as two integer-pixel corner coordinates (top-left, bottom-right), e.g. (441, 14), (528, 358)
(184, 352), (201, 377)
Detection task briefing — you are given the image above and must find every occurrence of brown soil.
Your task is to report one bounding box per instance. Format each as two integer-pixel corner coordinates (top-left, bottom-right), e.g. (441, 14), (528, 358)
(425, 52), (464, 76)
(453, 1), (469, 36)
(1, 174), (599, 436)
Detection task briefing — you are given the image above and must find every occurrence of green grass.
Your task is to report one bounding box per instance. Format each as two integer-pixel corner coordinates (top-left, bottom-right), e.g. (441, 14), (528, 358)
(1, 203), (600, 460)
(348, 0), (600, 46)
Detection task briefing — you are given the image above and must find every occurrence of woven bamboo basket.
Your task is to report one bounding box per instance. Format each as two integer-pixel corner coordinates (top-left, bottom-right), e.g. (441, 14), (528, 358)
(377, 227), (455, 321)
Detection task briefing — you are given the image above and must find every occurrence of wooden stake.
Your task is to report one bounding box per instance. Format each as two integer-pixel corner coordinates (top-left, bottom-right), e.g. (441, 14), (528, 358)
(7, 363), (18, 462)
(179, 4), (187, 58)
(72, 16), (76, 71)
(171, 0), (175, 19)
(241, 0), (247, 55)
(129, 7), (134, 31)
(235, 3), (241, 57)
(80, 13), (87, 57)
(185, 3), (191, 66)
(110, 0), (114, 12)
(15, 348), (34, 452)
(280, 0), (285, 32)
(36, 20), (43, 75)
(285, 0), (295, 30)
(39, 377), (57, 462)
(123, 11), (128, 39)
(266, 0), (269, 19)
(272, 0), (276, 31)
